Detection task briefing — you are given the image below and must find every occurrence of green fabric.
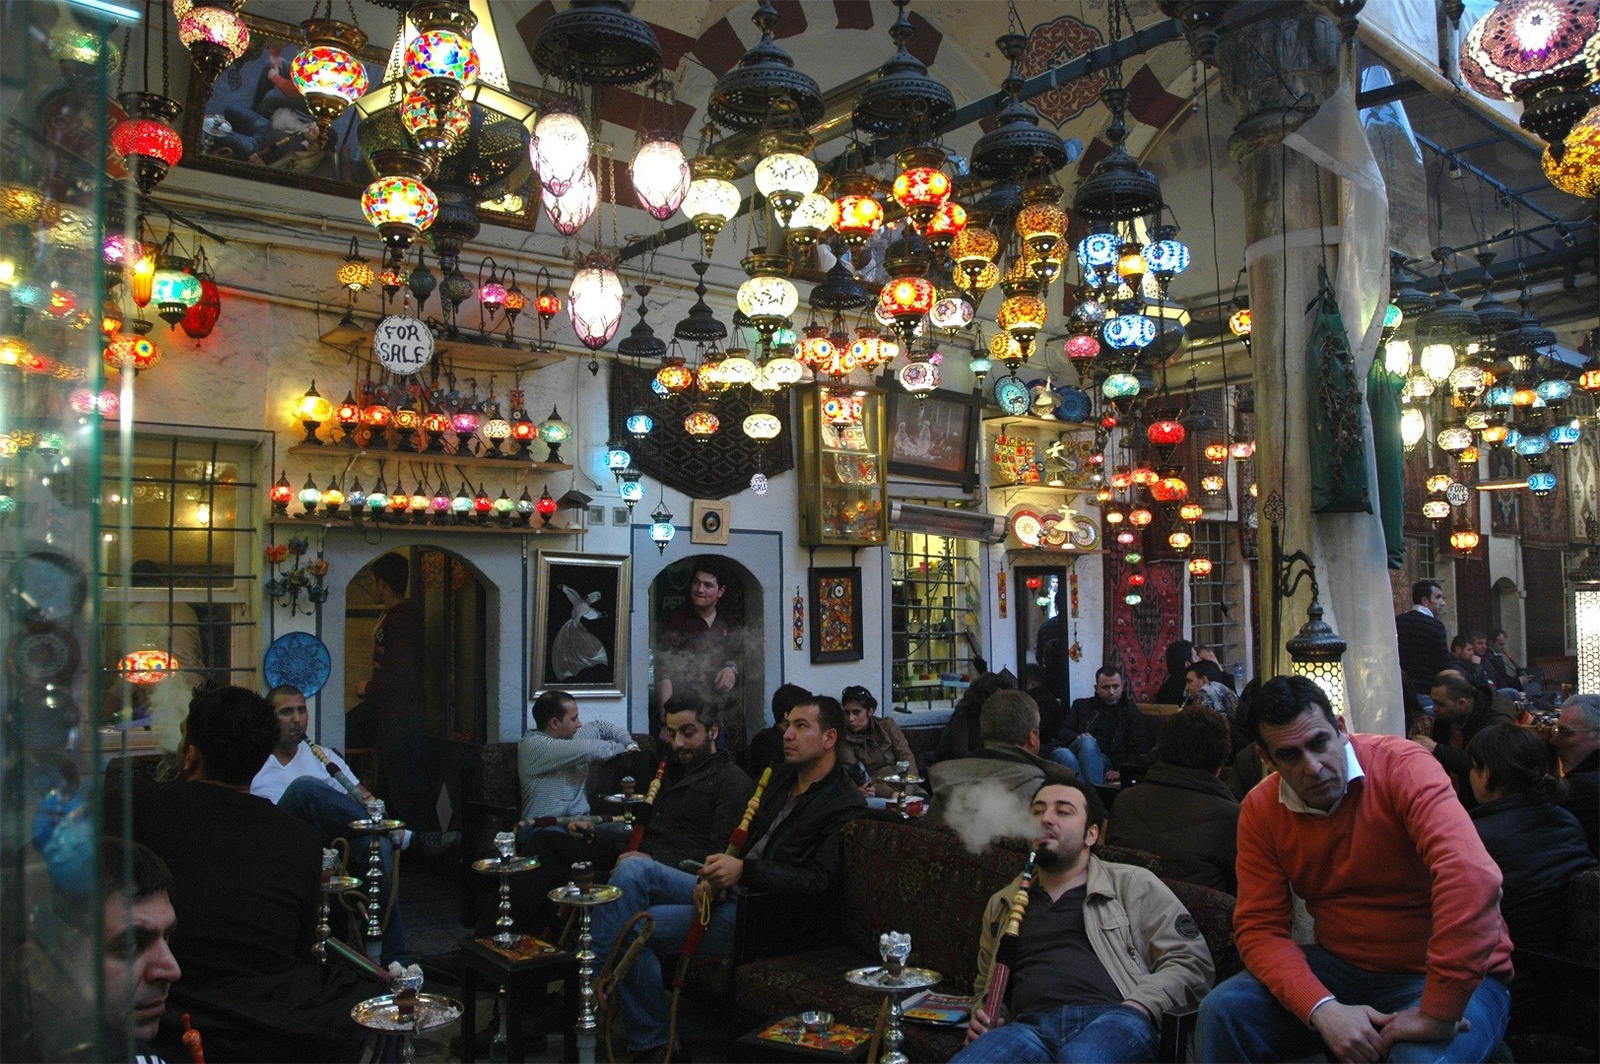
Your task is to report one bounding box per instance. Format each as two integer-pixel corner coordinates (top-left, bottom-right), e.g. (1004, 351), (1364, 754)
(1307, 265), (1372, 514)
(1367, 358), (1407, 568)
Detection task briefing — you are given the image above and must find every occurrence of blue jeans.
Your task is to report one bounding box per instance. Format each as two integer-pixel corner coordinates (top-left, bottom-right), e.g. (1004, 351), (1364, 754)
(1050, 735), (1109, 784)
(588, 857), (737, 1052)
(276, 778), (407, 963)
(952, 1004), (1159, 1063)
(1197, 944), (1510, 1063)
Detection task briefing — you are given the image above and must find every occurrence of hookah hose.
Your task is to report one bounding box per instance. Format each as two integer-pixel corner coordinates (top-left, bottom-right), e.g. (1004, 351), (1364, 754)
(596, 910), (657, 1064)
(663, 766), (772, 1063)
(625, 760), (669, 853)
(302, 737), (366, 804)
(981, 848), (1041, 1027)
(181, 1013), (205, 1063)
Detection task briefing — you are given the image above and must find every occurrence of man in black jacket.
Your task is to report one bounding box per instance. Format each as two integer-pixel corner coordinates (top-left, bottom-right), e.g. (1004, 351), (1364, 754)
(1395, 579), (1451, 701)
(624, 696), (755, 872)
(1052, 666), (1147, 784)
(591, 696), (865, 1061)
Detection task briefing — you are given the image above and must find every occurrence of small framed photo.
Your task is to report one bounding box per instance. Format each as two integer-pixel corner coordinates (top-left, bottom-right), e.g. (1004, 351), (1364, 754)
(612, 507), (631, 526)
(809, 566), (864, 664)
(531, 552), (630, 698)
(690, 500), (731, 545)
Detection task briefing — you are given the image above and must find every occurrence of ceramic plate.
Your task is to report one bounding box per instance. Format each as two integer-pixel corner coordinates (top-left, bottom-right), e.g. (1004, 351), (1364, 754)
(992, 375), (1030, 416)
(1010, 510), (1044, 547)
(263, 632), (332, 697)
(1054, 386), (1092, 423)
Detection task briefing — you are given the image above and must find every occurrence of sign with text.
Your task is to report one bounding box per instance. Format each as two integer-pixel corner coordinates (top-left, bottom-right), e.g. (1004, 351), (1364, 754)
(372, 315), (435, 375)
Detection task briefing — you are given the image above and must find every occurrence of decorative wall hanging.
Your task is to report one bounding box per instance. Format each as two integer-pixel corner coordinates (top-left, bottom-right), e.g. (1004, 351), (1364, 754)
(690, 500), (731, 545)
(610, 361), (793, 500)
(531, 552), (630, 698)
(808, 566), (864, 664)
(792, 586), (804, 650)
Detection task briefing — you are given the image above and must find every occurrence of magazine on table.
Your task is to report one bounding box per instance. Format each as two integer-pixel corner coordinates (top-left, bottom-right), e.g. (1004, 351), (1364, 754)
(901, 989), (971, 1025)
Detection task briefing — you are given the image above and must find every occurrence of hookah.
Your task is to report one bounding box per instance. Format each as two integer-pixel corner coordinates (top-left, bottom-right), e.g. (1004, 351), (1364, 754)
(348, 796), (404, 960)
(315, 844), (361, 964)
(846, 931), (940, 1064)
(471, 830), (540, 947)
(548, 861), (622, 1064)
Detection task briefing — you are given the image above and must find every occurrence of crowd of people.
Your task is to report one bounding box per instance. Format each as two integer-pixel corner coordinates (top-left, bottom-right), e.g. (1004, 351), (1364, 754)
(86, 578), (1596, 1063)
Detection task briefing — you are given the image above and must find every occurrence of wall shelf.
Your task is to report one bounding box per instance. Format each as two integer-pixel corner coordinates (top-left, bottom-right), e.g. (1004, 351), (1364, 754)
(983, 413), (1098, 434)
(318, 325), (569, 374)
(286, 442), (570, 475)
(266, 515), (584, 537)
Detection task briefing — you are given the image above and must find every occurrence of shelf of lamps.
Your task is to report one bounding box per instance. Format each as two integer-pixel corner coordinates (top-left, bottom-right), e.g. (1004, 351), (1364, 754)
(286, 442), (571, 474)
(318, 325), (569, 373)
(266, 515), (584, 536)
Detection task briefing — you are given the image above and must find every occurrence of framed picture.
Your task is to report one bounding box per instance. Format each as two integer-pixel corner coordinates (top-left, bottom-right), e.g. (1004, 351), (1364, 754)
(881, 381), (983, 489)
(532, 551), (630, 698)
(690, 500), (731, 545)
(808, 566), (864, 664)
(180, 13), (539, 231)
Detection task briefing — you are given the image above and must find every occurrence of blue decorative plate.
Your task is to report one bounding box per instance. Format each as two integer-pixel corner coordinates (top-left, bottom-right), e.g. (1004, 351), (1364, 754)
(1054, 386), (1092, 423)
(992, 375), (1030, 416)
(264, 632), (332, 697)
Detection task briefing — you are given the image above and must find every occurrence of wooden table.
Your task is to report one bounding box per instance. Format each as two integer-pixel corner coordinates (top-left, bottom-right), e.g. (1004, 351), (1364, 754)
(458, 934), (577, 1063)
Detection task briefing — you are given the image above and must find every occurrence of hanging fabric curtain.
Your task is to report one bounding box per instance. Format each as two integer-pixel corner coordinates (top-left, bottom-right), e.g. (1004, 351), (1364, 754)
(1366, 358), (1406, 567)
(1307, 263), (1372, 513)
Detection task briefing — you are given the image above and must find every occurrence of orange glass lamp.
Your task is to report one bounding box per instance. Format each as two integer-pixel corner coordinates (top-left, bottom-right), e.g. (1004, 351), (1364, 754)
(891, 147), (952, 232)
(295, 381), (334, 444)
(1129, 507), (1154, 528)
(270, 471), (293, 516)
(120, 648), (179, 685)
(1179, 501), (1204, 522)
(830, 173), (884, 249)
(1189, 556), (1213, 577)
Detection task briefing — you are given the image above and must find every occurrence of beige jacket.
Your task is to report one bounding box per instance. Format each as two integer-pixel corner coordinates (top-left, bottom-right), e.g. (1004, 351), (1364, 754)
(971, 855), (1214, 1025)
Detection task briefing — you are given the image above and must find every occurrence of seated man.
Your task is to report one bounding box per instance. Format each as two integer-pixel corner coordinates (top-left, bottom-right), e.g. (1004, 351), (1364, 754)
(1419, 670), (1494, 808)
(99, 837), (183, 1064)
(591, 696), (865, 1062)
(930, 690), (1080, 833)
(133, 686), (369, 1063)
(1107, 706), (1239, 893)
(956, 779), (1214, 1063)
(621, 696), (755, 872)
(1552, 694), (1599, 856)
(1051, 667), (1147, 785)
(1197, 676), (1512, 1064)
(743, 683), (812, 777)
(252, 684), (455, 962)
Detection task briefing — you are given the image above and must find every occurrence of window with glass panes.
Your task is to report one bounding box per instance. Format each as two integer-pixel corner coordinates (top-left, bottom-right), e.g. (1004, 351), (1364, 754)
(100, 433), (261, 735)
(889, 526), (981, 710)
(1190, 520), (1244, 668)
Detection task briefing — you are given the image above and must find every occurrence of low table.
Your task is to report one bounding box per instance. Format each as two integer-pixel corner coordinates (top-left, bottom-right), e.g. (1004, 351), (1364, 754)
(733, 1015), (875, 1062)
(458, 934), (577, 1063)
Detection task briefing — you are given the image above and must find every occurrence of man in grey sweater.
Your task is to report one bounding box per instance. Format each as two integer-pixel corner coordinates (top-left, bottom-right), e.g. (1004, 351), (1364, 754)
(517, 689), (638, 827)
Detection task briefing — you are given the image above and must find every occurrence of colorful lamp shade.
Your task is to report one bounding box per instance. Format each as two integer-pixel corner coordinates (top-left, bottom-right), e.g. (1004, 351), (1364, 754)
(1151, 476), (1188, 503)
(650, 503), (676, 552)
(737, 273), (800, 324)
(656, 359), (695, 394)
(1550, 422), (1582, 447)
(998, 288), (1048, 342)
(532, 110), (591, 195)
(754, 144), (820, 223)
(1143, 227), (1192, 281)
(924, 202), (968, 252)
(1460, 0), (1600, 102)
(568, 255), (625, 350)
(1179, 501), (1205, 522)
(929, 292), (974, 333)
(1542, 107), (1600, 197)
(181, 268), (222, 340)
(1104, 312), (1156, 350)
(849, 328), (898, 371)
(684, 407), (721, 439)
(1147, 420), (1186, 447)
(1450, 528), (1482, 551)
(120, 648), (179, 685)
(1076, 231), (1121, 274)
(1527, 471), (1558, 495)
(1201, 474), (1227, 495)
(683, 156), (741, 251)
(953, 223), (1000, 281)
(880, 276), (936, 319)
(111, 92), (185, 195)
(291, 20), (369, 126)
(1063, 332), (1101, 360)
(1228, 306), (1253, 337)
(625, 411), (655, 438)
(892, 164), (952, 229)
(1423, 499), (1453, 521)
(401, 88), (470, 153)
(1188, 556), (1213, 577)
(178, 5), (251, 95)
(631, 136), (692, 221)
(787, 191), (834, 246)
(362, 174), (439, 250)
(104, 335), (159, 372)
(743, 410), (783, 441)
(1102, 371), (1140, 400)
(404, 28), (481, 100)
(1015, 194), (1066, 260)
(830, 192), (884, 247)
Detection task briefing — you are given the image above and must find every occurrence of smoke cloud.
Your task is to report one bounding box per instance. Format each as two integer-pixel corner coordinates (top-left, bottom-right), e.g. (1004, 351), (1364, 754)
(939, 779), (1038, 854)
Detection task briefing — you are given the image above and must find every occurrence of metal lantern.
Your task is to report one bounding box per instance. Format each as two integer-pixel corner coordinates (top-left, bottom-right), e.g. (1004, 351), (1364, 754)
(891, 147), (952, 232)
(538, 407), (573, 463)
(786, 191), (833, 249)
(1286, 598), (1349, 718)
(361, 152), (439, 254)
(924, 202), (967, 253)
(112, 92), (185, 195)
(830, 173), (884, 248)
(403, 4), (481, 110)
(401, 87), (471, 153)
(650, 502), (676, 553)
(543, 166), (599, 236)
(568, 254), (624, 350)
(1460, 0), (1600, 151)
(683, 155), (741, 254)
(292, 19), (370, 129)
(178, 4), (251, 98)
(754, 129), (819, 227)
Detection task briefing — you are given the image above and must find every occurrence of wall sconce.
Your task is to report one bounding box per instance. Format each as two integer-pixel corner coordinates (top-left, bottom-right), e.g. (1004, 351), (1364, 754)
(1264, 491), (1348, 717)
(1571, 518), (1600, 693)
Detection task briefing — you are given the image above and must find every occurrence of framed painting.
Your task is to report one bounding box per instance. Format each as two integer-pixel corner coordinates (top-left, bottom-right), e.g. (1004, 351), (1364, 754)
(532, 551), (630, 698)
(180, 13), (539, 231)
(690, 500), (731, 545)
(881, 382), (983, 489)
(809, 566), (864, 664)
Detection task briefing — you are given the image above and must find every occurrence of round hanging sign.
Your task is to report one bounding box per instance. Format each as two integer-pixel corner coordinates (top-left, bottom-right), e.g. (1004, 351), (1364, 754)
(372, 315), (435, 375)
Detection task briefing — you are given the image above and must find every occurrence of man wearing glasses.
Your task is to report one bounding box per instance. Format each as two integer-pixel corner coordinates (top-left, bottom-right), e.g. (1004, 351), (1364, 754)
(1552, 694), (1599, 857)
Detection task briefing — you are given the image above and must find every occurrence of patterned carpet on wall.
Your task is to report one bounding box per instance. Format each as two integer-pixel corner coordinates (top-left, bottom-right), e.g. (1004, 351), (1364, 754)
(1102, 555), (1185, 702)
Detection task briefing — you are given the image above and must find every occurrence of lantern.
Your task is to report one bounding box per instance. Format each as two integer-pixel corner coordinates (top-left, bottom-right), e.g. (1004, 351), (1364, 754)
(1063, 332), (1101, 360)
(650, 503), (676, 553)
(120, 648), (179, 685)
(1147, 420), (1186, 448)
(754, 130), (819, 227)
(1103, 312), (1156, 350)
(538, 407), (573, 463)
(929, 292), (974, 334)
(403, 24), (481, 109)
(180, 258), (221, 340)
(1286, 600), (1349, 719)
(1189, 556), (1213, 577)
(924, 202), (967, 253)
(361, 171), (439, 254)
(786, 191), (833, 250)
(656, 359), (694, 394)
(743, 410), (782, 441)
(1228, 306), (1252, 338)
(830, 174), (884, 248)
(533, 109), (591, 195)
(543, 167), (598, 236)
(270, 471), (293, 515)
(1201, 474), (1226, 495)
(683, 156), (741, 254)
(998, 282), (1048, 354)
(953, 221), (1000, 287)
(296, 381), (333, 444)
(684, 407), (721, 439)
(536, 486), (558, 526)
(1076, 231), (1120, 278)
(1542, 107), (1600, 197)
(1168, 530), (1192, 551)
(291, 19), (369, 129)
(151, 254), (202, 326)
(737, 258), (800, 335)
(1179, 501), (1204, 522)
(1102, 372), (1140, 400)
(1423, 499), (1452, 521)
(1143, 226), (1191, 285)
(299, 474), (323, 513)
(891, 147), (952, 231)
(1129, 507), (1153, 528)
(1400, 407), (1427, 449)
(1151, 476), (1188, 503)
(631, 135), (692, 221)
(1527, 472), (1558, 495)
(1450, 528), (1481, 551)
(104, 335), (159, 373)
(1015, 185), (1066, 262)
(568, 254), (624, 350)
(401, 88), (470, 153)
(178, 5), (251, 97)
(1460, 0), (1600, 150)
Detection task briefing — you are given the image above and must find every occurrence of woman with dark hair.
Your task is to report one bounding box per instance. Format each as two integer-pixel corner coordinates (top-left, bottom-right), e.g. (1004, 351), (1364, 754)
(1468, 724), (1596, 954)
(837, 685), (916, 795)
(1152, 640), (1196, 705)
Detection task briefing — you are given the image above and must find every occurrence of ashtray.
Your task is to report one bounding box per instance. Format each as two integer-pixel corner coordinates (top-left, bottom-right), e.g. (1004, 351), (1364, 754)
(799, 1010), (832, 1033)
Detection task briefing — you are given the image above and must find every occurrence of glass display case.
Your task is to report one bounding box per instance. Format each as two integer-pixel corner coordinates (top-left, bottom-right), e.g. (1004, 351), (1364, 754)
(797, 383), (888, 547)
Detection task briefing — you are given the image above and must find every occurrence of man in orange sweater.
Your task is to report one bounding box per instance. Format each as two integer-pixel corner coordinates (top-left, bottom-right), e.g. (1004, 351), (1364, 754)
(1198, 676), (1512, 1063)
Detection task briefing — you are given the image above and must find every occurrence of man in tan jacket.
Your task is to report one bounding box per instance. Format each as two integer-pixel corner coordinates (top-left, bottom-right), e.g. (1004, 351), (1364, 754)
(955, 779), (1214, 1062)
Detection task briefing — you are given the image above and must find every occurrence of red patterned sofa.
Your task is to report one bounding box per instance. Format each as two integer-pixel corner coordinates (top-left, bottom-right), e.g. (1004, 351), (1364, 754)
(731, 817), (1240, 1062)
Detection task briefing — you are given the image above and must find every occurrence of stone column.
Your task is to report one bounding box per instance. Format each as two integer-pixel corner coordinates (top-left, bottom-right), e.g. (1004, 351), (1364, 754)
(1214, 6), (1342, 684)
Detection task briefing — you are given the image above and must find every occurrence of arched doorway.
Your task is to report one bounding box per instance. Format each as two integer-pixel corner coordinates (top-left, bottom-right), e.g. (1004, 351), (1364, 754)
(343, 546), (489, 824)
(649, 554), (765, 752)
(1491, 577), (1523, 662)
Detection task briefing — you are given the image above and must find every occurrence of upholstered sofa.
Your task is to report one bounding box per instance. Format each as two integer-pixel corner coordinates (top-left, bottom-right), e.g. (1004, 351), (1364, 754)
(731, 817), (1241, 1063)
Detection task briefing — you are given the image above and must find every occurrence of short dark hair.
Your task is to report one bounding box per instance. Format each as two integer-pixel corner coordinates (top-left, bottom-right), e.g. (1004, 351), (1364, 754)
(265, 684), (304, 705)
(1411, 579), (1441, 605)
(1157, 707), (1232, 772)
(184, 686), (278, 786)
(1030, 775), (1107, 830)
(1466, 629), (1487, 642)
(1489, 628), (1507, 640)
(371, 552), (409, 596)
(1020, 663), (1046, 689)
(1430, 670), (1477, 704)
(801, 695), (846, 743)
(664, 694), (719, 732)
(67, 838), (173, 930)
(979, 689), (1040, 745)
(532, 689), (576, 731)
(1241, 675), (1336, 745)
(1450, 633), (1473, 653)
(1095, 665), (1124, 683)
(1469, 723), (1568, 804)
(691, 559), (728, 589)
(1186, 659), (1227, 686)
(840, 685), (878, 712)
(771, 683), (812, 720)
(1164, 640), (1196, 675)
(954, 672), (1018, 716)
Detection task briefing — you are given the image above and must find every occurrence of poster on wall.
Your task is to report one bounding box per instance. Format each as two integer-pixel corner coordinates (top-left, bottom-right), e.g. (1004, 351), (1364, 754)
(808, 566), (864, 664)
(532, 552), (630, 698)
